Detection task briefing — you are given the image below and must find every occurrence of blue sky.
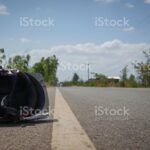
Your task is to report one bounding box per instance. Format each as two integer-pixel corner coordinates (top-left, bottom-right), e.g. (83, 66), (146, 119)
(0, 0), (150, 81)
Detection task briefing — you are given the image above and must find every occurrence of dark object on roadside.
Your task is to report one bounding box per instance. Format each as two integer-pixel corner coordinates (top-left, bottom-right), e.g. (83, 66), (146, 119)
(0, 67), (49, 122)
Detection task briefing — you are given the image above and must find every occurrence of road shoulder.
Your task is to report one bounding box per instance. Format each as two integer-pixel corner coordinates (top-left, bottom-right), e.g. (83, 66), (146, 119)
(51, 88), (96, 150)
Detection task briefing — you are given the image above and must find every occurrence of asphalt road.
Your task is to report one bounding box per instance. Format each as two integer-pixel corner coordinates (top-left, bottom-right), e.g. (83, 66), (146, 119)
(0, 87), (150, 150)
(59, 87), (150, 150)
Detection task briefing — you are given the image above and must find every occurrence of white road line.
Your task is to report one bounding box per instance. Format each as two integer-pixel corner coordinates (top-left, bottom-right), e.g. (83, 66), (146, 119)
(51, 88), (96, 150)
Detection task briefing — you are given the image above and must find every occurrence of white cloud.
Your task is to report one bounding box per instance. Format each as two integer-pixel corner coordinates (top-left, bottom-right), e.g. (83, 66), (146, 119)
(20, 38), (30, 43)
(125, 3), (135, 9)
(144, 0), (150, 4)
(0, 4), (9, 15)
(22, 40), (150, 81)
(94, 0), (118, 3)
(123, 26), (135, 32)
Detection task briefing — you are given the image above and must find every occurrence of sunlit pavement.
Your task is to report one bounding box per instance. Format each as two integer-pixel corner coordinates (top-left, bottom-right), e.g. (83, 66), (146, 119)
(59, 87), (150, 150)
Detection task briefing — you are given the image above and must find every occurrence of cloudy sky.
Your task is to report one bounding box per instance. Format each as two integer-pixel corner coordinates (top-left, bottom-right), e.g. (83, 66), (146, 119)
(0, 0), (150, 81)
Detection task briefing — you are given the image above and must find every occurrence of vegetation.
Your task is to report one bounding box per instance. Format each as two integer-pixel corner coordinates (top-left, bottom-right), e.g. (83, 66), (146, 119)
(0, 48), (6, 66)
(7, 54), (31, 72)
(63, 51), (150, 88)
(134, 51), (150, 87)
(0, 48), (149, 87)
(0, 49), (58, 86)
(72, 73), (79, 84)
(33, 56), (58, 85)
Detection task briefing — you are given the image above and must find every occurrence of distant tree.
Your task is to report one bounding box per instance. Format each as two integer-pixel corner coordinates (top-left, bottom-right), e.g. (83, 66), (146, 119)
(94, 73), (107, 80)
(0, 48), (6, 67)
(7, 54), (31, 72)
(72, 73), (79, 83)
(119, 66), (129, 87)
(26, 54), (31, 67)
(134, 50), (150, 87)
(93, 73), (108, 86)
(127, 74), (138, 87)
(120, 66), (128, 81)
(33, 55), (58, 85)
(129, 74), (135, 81)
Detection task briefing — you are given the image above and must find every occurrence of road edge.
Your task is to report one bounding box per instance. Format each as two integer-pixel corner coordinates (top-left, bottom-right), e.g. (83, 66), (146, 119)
(51, 88), (96, 150)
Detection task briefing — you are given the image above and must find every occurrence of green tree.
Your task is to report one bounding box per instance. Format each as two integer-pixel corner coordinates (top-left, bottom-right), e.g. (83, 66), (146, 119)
(120, 66), (128, 81)
(134, 50), (150, 87)
(120, 66), (128, 87)
(94, 73), (108, 86)
(94, 73), (107, 80)
(7, 54), (31, 72)
(33, 55), (58, 85)
(126, 74), (138, 87)
(0, 48), (6, 67)
(72, 73), (79, 83)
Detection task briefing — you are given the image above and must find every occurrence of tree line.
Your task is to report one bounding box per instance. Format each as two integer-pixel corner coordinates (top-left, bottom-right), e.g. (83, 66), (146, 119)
(0, 49), (58, 86)
(1, 48), (149, 87)
(63, 50), (150, 88)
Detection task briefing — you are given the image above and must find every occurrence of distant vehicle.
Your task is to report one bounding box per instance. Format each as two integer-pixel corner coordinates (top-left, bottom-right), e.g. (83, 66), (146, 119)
(0, 67), (49, 122)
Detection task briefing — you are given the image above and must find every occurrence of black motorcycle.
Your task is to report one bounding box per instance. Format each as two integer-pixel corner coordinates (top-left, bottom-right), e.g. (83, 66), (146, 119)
(0, 67), (49, 122)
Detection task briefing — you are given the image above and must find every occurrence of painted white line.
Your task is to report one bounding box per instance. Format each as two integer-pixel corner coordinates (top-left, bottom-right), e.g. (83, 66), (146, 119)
(51, 88), (96, 150)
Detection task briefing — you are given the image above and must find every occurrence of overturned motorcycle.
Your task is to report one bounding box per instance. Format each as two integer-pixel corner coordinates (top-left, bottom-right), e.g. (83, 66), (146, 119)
(0, 67), (49, 122)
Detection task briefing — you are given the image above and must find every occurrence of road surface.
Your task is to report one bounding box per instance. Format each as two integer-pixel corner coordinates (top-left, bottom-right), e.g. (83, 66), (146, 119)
(59, 87), (150, 150)
(0, 87), (150, 150)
